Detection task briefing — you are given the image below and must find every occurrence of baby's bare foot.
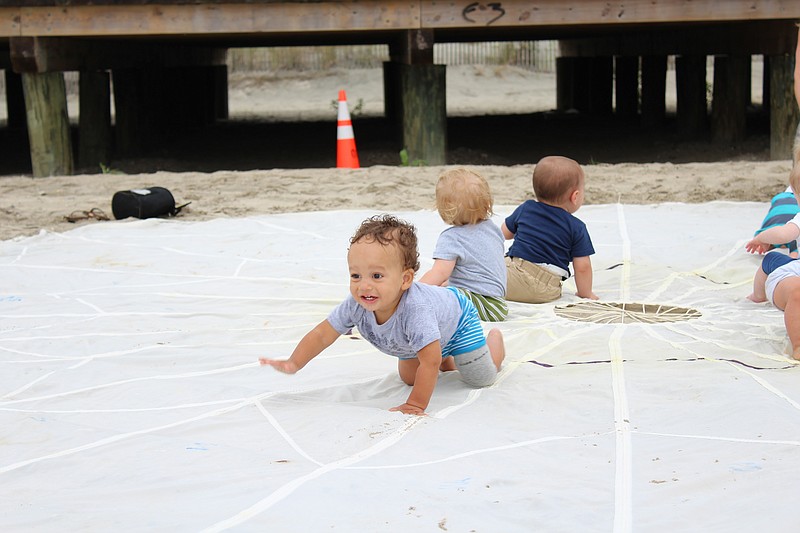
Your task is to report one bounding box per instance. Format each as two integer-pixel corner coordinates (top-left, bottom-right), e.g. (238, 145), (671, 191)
(746, 293), (767, 303)
(439, 357), (456, 372)
(792, 347), (800, 361)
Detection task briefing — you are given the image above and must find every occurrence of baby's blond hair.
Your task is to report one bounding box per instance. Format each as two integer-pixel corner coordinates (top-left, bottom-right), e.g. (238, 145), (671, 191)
(790, 162), (800, 195)
(435, 168), (494, 226)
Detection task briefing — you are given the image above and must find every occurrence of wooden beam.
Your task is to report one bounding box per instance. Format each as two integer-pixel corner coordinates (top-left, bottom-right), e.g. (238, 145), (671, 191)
(559, 21), (798, 57)
(0, 2), (420, 38)
(2, 1), (799, 39)
(10, 36), (226, 73)
(421, 0), (800, 29)
(388, 29), (434, 65)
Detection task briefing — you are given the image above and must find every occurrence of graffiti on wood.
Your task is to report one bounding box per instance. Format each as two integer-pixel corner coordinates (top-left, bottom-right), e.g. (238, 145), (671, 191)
(462, 2), (505, 26)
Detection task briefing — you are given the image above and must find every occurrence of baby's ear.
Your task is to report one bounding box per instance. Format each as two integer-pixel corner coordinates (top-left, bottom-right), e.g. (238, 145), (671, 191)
(402, 268), (415, 289)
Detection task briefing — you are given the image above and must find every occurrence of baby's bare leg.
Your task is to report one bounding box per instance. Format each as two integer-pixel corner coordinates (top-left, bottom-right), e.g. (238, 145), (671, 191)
(747, 266), (768, 303)
(397, 358), (419, 385)
(784, 293), (800, 360)
(772, 278), (800, 359)
(487, 328), (505, 370)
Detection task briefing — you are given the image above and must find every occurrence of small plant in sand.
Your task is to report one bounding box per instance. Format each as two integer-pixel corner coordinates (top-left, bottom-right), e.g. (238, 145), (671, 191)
(399, 148), (426, 167)
(99, 163), (124, 175)
(331, 98), (364, 116)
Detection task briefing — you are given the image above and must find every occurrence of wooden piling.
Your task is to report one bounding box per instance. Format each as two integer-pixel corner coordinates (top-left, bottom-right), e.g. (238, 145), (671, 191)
(641, 55), (667, 128)
(676, 55), (708, 136)
(711, 55), (748, 144)
(78, 70), (112, 172)
(769, 54), (799, 160)
(615, 56), (639, 117)
(399, 63), (446, 166)
(21, 71), (74, 177)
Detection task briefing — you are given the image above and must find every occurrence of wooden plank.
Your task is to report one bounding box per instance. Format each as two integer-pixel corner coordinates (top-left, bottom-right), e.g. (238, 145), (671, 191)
(0, 2), (419, 37)
(10, 36), (228, 73)
(22, 71), (74, 177)
(0, 10), (20, 36)
(3, 1), (799, 39)
(400, 63), (446, 166)
(769, 53), (799, 159)
(422, 0), (800, 29)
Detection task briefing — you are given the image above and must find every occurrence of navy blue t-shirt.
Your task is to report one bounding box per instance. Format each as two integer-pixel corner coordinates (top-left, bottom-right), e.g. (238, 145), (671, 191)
(505, 200), (594, 277)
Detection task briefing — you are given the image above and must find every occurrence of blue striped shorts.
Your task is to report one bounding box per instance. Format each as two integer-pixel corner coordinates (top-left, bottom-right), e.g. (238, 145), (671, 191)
(443, 287), (487, 357)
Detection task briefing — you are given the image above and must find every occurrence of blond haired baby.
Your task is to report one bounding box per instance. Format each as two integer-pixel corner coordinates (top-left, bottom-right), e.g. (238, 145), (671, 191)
(419, 168), (508, 321)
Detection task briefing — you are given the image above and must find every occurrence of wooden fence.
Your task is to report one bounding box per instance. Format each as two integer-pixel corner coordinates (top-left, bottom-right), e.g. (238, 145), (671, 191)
(0, 41), (559, 96)
(227, 41), (559, 72)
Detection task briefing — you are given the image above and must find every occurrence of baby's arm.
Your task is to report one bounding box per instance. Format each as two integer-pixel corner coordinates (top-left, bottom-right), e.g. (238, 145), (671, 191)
(419, 259), (456, 286)
(501, 222), (514, 240)
(259, 319), (340, 373)
(573, 256), (599, 300)
(390, 341), (442, 415)
(746, 222), (800, 254)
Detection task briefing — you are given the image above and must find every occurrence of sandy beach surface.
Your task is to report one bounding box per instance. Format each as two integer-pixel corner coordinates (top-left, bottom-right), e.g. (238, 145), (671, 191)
(0, 64), (789, 241)
(0, 160), (790, 242)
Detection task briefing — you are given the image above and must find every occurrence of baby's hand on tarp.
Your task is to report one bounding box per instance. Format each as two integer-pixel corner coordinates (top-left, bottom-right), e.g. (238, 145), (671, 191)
(390, 403), (427, 416)
(745, 239), (770, 255)
(259, 357), (299, 374)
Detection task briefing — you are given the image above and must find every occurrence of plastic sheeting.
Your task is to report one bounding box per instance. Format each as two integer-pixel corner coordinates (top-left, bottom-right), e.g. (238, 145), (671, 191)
(2, 203), (799, 532)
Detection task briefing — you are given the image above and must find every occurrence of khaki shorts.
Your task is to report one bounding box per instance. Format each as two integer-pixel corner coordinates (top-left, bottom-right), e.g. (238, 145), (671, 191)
(505, 256), (562, 304)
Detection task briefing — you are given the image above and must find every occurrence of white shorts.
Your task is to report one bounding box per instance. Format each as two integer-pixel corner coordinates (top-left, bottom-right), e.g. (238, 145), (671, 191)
(766, 260), (800, 304)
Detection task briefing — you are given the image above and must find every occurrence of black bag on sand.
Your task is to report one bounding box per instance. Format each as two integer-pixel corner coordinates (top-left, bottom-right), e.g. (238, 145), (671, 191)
(112, 187), (190, 220)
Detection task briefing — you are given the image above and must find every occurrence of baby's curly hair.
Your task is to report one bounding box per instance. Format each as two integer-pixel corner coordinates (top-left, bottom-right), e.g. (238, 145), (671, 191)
(435, 168), (494, 225)
(350, 214), (420, 272)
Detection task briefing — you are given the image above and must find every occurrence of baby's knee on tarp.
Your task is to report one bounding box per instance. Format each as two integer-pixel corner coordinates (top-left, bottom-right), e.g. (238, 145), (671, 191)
(454, 347), (497, 387)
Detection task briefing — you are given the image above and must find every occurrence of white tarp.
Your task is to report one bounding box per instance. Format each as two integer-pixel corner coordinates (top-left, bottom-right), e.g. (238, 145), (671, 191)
(2, 202), (799, 532)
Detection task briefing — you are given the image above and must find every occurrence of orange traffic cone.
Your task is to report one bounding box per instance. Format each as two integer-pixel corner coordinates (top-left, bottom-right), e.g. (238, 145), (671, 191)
(336, 90), (360, 168)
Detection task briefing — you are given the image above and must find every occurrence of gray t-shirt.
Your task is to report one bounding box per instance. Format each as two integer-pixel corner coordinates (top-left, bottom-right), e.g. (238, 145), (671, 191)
(432, 219), (506, 298)
(327, 282), (461, 359)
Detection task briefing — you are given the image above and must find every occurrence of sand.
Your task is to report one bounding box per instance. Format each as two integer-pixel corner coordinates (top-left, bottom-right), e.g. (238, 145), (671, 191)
(0, 160), (791, 242)
(0, 64), (790, 242)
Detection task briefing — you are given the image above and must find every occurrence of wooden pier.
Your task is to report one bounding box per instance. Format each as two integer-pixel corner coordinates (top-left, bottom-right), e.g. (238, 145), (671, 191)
(1, 1), (799, 176)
